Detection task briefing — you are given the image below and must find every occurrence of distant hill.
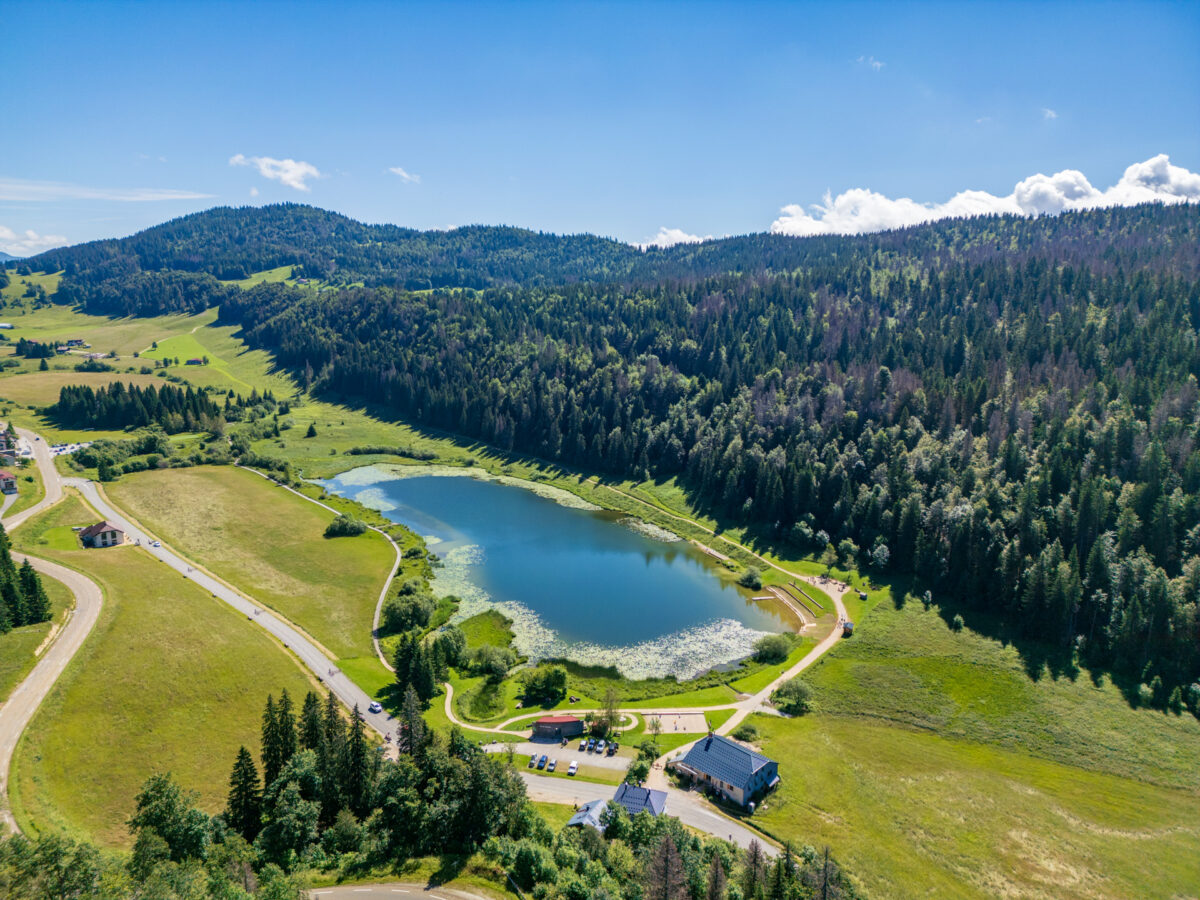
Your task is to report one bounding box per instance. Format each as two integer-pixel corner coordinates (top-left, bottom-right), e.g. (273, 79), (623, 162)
(0, 251), (21, 263)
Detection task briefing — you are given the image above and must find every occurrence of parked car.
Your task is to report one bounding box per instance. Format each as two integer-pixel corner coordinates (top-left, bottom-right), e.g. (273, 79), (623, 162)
(529, 753), (538, 768)
(547, 758), (557, 772)
(596, 740), (606, 753)
(567, 761), (578, 776)
(586, 738), (595, 751)
(579, 739), (588, 751)
(537, 754), (548, 769)
(367, 701), (383, 714)
(607, 742), (618, 755)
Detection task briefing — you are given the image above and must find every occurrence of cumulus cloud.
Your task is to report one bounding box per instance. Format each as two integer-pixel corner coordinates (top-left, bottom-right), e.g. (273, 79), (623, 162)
(771, 154), (1200, 237)
(229, 154), (321, 191)
(0, 225), (69, 257)
(388, 166), (421, 184)
(1042, 107), (1058, 120)
(637, 227), (713, 250)
(0, 177), (211, 202)
(856, 55), (885, 70)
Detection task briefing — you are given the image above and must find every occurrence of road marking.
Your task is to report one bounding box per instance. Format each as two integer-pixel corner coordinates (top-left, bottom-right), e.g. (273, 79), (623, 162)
(392, 892), (410, 894)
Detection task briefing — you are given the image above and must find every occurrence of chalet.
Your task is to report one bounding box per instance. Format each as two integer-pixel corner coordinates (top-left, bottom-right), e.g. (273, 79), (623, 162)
(532, 715), (585, 739)
(611, 782), (666, 817)
(79, 521), (125, 548)
(671, 733), (779, 809)
(0, 471), (16, 493)
(566, 799), (607, 831)
(66, 339), (85, 347)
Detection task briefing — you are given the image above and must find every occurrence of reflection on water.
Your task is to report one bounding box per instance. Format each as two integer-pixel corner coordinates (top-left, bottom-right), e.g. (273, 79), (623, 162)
(322, 465), (790, 678)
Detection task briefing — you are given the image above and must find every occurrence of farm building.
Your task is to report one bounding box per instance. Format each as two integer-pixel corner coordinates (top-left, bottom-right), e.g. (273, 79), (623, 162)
(186, 358), (204, 365)
(566, 799), (607, 831)
(671, 733), (779, 808)
(0, 470), (16, 493)
(611, 782), (666, 817)
(532, 715), (585, 739)
(79, 521), (125, 548)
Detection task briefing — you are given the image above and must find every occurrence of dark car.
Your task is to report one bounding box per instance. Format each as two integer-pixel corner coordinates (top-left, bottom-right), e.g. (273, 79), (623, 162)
(537, 754), (548, 769)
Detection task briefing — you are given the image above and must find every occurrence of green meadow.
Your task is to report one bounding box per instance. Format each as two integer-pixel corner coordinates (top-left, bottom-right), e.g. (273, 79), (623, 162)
(10, 491), (317, 847)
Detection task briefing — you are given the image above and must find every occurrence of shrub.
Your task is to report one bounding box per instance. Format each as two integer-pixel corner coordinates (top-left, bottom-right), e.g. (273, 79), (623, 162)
(753, 632), (793, 663)
(732, 723), (758, 742)
(381, 593), (435, 634)
(324, 515), (367, 538)
(951, 614), (964, 632)
(522, 664), (568, 704)
(737, 566), (763, 590)
(773, 678), (812, 715)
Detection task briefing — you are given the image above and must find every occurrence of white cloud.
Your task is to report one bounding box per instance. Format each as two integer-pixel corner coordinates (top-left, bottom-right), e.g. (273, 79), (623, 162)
(770, 154), (1200, 237)
(0, 225), (69, 257)
(637, 227), (713, 250)
(1042, 107), (1058, 120)
(856, 55), (885, 71)
(0, 177), (211, 203)
(229, 154), (321, 191)
(388, 166), (421, 184)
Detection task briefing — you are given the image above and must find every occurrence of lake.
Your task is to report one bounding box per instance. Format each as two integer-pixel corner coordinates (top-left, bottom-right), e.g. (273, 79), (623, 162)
(321, 465), (793, 678)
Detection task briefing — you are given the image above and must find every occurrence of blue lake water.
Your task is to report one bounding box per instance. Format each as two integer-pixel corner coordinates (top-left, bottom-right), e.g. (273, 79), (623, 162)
(321, 466), (791, 678)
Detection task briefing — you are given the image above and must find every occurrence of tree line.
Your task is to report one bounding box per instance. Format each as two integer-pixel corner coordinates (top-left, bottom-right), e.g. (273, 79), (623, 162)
(49, 381), (225, 434)
(0, 525), (52, 633)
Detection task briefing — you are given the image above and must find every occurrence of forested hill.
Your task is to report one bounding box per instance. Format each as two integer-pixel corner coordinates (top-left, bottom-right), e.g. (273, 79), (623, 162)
(17, 202), (1200, 703)
(21, 201), (1200, 317)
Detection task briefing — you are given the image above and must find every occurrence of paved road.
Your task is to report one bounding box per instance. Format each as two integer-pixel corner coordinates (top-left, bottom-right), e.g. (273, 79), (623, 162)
(517, 771), (770, 852)
(0, 428), (101, 833)
(65, 477), (400, 746)
(310, 883), (496, 900)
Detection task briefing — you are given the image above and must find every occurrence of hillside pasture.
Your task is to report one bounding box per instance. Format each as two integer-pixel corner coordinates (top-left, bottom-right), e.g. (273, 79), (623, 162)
(10, 492), (316, 847)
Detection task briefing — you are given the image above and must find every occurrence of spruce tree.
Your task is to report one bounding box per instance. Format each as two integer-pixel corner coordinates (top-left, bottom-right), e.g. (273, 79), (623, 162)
(2, 580), (26, 628)
(412, 640), (436, 702)
(644, 834), (688, 900)
(299, 691), (323, 751)
(260, 695), (282, 788)
(398, 684), (427, 755)
(276, 689), (297, 766)
(706, 855), (727, 900)
(319, 690), (346, 825)
(342, 705), (371, 819)
(18, 560), (50, 624)
(225, 746), (262, 840)
(392, 632), (415, 688)
(743, 840), (766, 900)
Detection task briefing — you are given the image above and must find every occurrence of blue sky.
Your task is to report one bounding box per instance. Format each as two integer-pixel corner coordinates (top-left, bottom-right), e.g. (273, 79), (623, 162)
(2, 0), (1198, 254)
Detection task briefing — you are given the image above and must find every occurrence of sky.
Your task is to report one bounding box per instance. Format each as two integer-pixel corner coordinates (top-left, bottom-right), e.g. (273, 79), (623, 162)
(2, 0), (1199, 256)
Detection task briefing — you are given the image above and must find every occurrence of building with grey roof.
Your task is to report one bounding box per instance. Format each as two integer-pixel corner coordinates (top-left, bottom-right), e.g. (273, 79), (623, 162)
(671, 733), (779, 808)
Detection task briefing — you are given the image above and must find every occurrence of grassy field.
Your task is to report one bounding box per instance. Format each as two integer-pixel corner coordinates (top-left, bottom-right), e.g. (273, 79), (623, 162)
(459, 609), (516, 649)
(3, 459), (44, 518)
(751, 714), (1200, 900)
(10, 491), (317, 847)
(0, 576), (72, 702)
(105, 465), (395, 661)
(803, 595), (1200, 790)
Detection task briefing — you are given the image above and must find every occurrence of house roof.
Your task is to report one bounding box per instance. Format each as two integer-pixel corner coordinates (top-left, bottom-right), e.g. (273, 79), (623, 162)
(567, 799), (607, 830)
(79, 521), (124, 540)
(612, 782), (667, 817)
(0, 471), (14, 478)
(535, 715), (581, 725)
(678, 734), (775, 790)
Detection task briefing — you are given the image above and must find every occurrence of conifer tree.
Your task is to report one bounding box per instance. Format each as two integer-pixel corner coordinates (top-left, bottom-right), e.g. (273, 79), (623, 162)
(225, 746), (262, 840)
(398, 684), (427, 755)
(299, 691), (323, 751)
(260, 695), (283, 788)
(706, 854), (727, 900)
(276, 688), (297, 766)
(342, 705), (371, 819)
(644, 834), (688, 900)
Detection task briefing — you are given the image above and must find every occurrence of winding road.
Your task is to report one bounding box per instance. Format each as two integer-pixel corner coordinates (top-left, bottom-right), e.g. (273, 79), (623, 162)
(0, 425), (850, 862)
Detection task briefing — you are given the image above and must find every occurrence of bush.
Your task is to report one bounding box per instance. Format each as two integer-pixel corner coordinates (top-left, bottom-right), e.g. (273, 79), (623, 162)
(773, 678), (812, 715)
(951, 614), (964, 632)
(737, 566), (763, 590)
(324, 515), (367, 538)
(470, 644), (517, 681)
(731, 723), (758, 742)
(753, 632), (794, 663)
(381, 593), (435, 634)
(521, 665), (568, 704)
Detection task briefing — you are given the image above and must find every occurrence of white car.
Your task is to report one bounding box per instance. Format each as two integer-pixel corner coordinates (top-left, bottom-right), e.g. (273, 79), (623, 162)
(151, 540), (162, 548)
(368, 701), (383, 714)
(567, 761), (578, 776)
